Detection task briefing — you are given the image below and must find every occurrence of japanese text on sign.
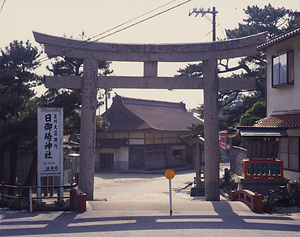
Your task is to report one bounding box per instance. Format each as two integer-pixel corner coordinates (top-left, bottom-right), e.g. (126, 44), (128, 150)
(38, 108), (63, 175)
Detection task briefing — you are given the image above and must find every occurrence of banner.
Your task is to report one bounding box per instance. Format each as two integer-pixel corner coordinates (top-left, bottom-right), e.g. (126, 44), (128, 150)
(37, 107), (63, 175)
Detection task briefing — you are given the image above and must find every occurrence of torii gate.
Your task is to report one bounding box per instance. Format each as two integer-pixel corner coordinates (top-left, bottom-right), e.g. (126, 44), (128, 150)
(33, 31), (266, 201)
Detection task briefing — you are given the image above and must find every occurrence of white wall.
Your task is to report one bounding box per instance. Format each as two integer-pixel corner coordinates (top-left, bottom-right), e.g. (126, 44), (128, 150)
(115, 146), (129, 170)
(266, 35), (300, 115)
(96, 147), (129, 170)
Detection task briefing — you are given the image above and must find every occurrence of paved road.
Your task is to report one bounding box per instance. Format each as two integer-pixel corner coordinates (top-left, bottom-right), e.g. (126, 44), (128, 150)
(1, 167), (300, 237)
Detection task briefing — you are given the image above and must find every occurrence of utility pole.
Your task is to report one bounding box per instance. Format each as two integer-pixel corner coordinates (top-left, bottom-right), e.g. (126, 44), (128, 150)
(189, 7), (218, 41)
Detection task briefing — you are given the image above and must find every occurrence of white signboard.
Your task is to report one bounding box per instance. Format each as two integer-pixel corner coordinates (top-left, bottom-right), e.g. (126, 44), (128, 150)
(37, 107), (63, 175)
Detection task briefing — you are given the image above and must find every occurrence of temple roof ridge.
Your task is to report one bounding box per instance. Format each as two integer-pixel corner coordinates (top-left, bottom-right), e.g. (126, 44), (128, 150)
(115, 94), (187, 111)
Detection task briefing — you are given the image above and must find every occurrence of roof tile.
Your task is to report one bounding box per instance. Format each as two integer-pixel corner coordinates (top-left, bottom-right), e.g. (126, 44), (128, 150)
(254, 112), (300, 128)
(103, 95), (203, 132)
(257, 27), (300, 50)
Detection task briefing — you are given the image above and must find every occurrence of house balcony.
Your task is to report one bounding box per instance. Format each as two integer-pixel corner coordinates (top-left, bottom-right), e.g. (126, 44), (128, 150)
(242, 160), (284, 178)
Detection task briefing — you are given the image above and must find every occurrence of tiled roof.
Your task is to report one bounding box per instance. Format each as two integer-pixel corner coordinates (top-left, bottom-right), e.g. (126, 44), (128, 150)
(257, 27), (300, 50)
(188, 135), (205, 146)
(254, 112), (300, 128)
(238, 127), (288, 137)
(122, 97), (186, 109)
(102, 95), (203, 132)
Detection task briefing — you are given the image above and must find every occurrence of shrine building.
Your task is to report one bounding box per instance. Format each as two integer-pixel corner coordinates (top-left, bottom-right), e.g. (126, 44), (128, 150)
(96, 95), (203, 171)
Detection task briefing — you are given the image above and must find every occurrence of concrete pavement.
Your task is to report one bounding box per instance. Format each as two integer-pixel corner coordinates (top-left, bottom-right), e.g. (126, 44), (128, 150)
(1, 201), (300, 237)
(1, 167), (300, 236)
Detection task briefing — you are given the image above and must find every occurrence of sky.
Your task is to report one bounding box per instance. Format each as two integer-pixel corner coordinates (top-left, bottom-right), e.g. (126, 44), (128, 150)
(1, 0), (299, 111)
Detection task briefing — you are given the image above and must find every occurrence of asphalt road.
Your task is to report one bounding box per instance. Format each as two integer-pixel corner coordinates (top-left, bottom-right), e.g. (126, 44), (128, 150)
(1, 167), (300, 237)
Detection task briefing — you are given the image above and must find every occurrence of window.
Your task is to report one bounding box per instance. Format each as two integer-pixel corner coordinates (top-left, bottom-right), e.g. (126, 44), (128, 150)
(272, 51), (294, 87)
(278, 137), (300, 172)
(172, 149), (183, 159)
(145, 146), (166, 160)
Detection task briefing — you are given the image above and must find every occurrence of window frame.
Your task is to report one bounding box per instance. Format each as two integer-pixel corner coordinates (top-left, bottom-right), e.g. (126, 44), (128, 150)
(272, 50), (294, 88)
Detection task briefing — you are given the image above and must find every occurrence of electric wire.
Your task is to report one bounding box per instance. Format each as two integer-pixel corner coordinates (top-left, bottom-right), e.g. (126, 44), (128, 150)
(217, 16), (227, 39)
(204, 14), (213, 23)
(67, 0), (191, 51)
(189, 8), (219, 40)
(0, 0), (191, 77)
(37, 0), (181, 64)
(0, 0), (6, 13)
(204, 24), (220, 37)
(39, 0), (191, 64)
(83, 0), (178, 43)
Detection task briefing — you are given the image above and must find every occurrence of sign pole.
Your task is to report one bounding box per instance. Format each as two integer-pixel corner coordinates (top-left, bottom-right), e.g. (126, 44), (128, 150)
(37, 108), (42, 204)
(59, 110), (64, 201)
(169, 179), (173, 216)
(165, 169), (175, 216)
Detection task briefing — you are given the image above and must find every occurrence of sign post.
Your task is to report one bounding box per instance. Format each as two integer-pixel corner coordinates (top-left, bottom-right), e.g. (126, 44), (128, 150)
(165, 169), (175, 216)
(37, 107), (63, 203)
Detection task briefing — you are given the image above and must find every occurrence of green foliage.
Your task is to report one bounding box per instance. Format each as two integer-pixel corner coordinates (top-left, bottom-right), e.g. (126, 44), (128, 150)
(237, 101), (266, 148)
(261, 195), (272, 213)
(231, 134), (241, 147)
(40, 89), (82, 134)
(180, 124), (204, 143)
(176, 63), (203, 78)
(47, 56), (112, 77)
(226, 4), (300, 39)
(0, 40), (41, 185)
(44, 36), (113, 135)
(225, 4), (300, 105)
(220, 173), (237, 197)
(96, 116), (109, 132)
(0, 40), (42, 88)
(238, 101), (266, 127)
(176, 4), (300, 131)
(0, 41), (41, 150)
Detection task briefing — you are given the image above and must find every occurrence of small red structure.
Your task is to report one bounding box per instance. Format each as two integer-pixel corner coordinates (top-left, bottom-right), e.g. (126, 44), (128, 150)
(70, 188), (86, 212)
(242, 160), (284, 178)
(231, 190), (262, 213)
(219, 130), (232, 150)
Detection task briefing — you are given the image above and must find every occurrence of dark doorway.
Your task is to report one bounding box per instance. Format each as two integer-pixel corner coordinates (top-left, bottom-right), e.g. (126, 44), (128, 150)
(100, 153), (114, 170)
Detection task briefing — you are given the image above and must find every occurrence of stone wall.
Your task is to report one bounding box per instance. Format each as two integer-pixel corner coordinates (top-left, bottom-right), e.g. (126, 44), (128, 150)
(230, 146), (247, 176)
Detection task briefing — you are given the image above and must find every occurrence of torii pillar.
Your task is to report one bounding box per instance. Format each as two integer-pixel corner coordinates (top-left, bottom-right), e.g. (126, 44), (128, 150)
(33, 31), (266, 201)
(203, 59), (219, 200)
(80, 56), (98, 200)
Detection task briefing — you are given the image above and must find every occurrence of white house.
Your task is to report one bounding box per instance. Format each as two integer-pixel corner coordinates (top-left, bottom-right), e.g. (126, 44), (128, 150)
(240, 27), (300, 180)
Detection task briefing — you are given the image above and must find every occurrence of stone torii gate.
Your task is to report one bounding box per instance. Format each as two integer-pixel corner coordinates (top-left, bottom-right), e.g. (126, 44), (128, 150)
(33, 31), (266, 201)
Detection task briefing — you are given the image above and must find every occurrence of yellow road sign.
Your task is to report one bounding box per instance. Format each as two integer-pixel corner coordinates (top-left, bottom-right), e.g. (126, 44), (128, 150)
(165, 169), (175, 180)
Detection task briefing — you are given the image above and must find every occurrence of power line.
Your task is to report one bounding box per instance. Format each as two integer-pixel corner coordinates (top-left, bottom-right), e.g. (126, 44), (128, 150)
(195, 12), (226, 40)
(204, 23), (220, 37)
(189, 6), (218, 41)
(0, 0), (191, 77)
(39, 0), (191, 63)
(48, 0), (179, 59)
(81, 0), (192, 47)
(203, 14), (213, 24)
(0, 0), (6, 13)
(84, 0), (178, 43)
(217, 16), (227, 39)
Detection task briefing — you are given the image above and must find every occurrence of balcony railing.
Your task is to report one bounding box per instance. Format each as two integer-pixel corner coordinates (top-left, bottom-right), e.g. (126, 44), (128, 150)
(242, 160), (284, 178)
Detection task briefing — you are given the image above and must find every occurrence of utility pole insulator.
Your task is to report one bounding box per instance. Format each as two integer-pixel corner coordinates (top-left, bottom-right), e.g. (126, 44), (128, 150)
(189, 6), (218, 42)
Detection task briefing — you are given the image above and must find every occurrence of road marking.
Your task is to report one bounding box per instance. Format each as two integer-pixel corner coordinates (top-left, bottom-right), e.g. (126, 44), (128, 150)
(156, 218), (223, 223)
(67, 220), (137, 227)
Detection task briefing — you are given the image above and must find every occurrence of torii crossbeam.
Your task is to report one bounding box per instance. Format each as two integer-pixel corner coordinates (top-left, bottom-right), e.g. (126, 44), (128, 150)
(34, 31), (266, 201)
